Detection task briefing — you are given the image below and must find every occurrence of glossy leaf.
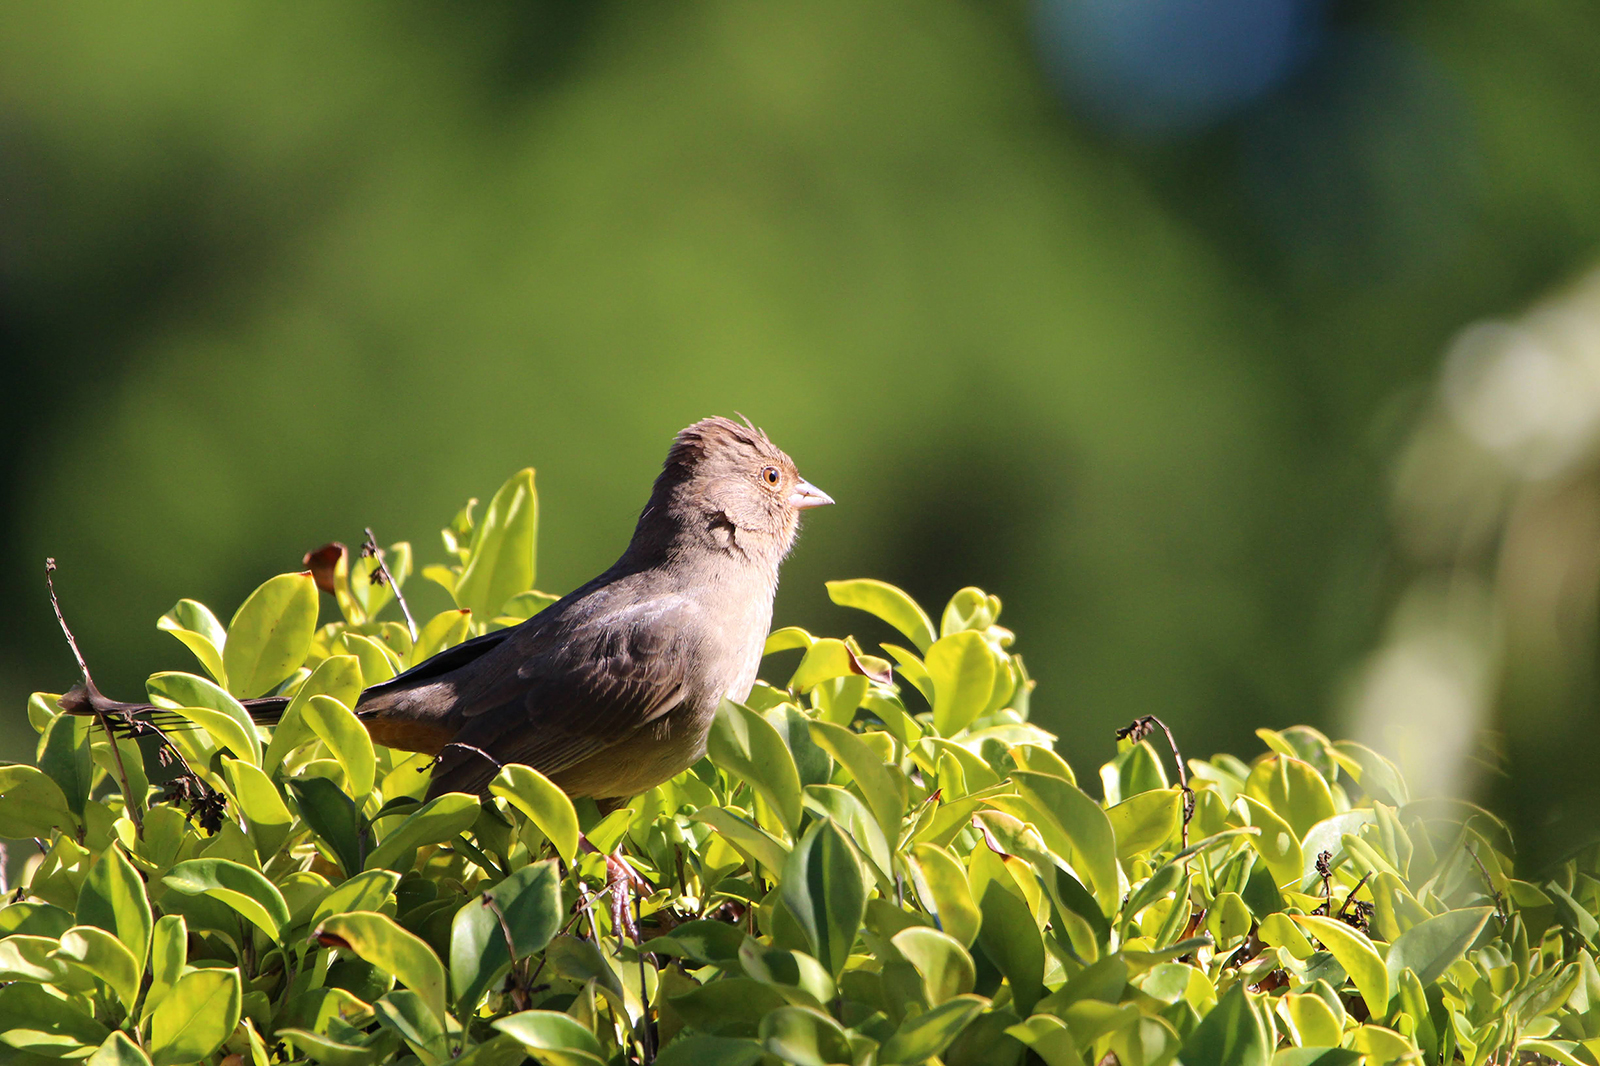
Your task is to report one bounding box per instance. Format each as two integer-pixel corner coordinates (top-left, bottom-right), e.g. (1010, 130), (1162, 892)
(1385, 906), (1493, 987)
(909, 842), (981, 947)
(158, 599), (229, 686)
(827, 578), (937, 652)
(808, 718), (906, 844)
(707, 699), (802, 837)
(224, 571), (319, 698)
(0, 763), (73, 837)
(149, 967), (242, 1066)
(88, 1031), (155, 1066)
(263, 653), (363, 774)
(1235, 795), (1304, 889)
(759, 1006), (852, 1066)
(318, 911), (448, 1022)
(222, 756), (295, 858)
(492, 1010), (606, 1066)
(364, 791), (480, 872)
(450, 860), (562, 1012)
(893, 926), (976, 1004)
(288, 776), (367, 876)
(490, 763), (579, 864)
(781, 818), (866, 977)
(38, 712), (93, 818)
(54, 924), (142, 1011)
(1107, 787), (1183, 860)
(1181, 982), (1270, 1066)
(925, 630), (997, 735)
(1010, 770), (1119, 913)
(1294, 915), (1390, 1015)
(978, 876), (1045, 1015)
(163, 858), (290, 940)
(0, 981), (110, 1056)
(305, 693), (376, 797)
(77, 842), (152, 963)
(881, 994), (989, 1064)
(454, 467), (538, 622)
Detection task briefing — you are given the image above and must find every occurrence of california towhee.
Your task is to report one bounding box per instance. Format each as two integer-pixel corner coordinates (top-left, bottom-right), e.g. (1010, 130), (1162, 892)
(61, 417), (832, 803)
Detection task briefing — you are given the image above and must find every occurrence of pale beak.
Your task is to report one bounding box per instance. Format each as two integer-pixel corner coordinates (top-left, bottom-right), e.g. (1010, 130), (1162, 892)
(789, 478), (834, 509)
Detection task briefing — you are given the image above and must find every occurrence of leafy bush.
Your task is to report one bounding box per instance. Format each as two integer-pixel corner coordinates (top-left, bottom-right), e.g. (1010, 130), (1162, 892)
(7, 469), (1600, 1066)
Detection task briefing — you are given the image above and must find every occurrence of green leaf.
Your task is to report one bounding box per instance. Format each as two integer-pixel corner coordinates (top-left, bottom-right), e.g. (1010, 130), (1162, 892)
(77, 842), (152, 963)
(0, 981), (110, 1057)
(1009, 770), (1119, 914)
(37, 712), (93, 818)
(1005, 1014), (1083, 1066)
(221, 756), (294, 858)
(668, 978), (790, 1038)
(158, 598), (229, 686)
(148, 670), (262, 766)
(305, 694), (376, 797)
(0, 763), (75, 837)
(492, 1010), (605, 1066)
(490, 763), (579, 864)
(827, 578), (937, 653)
(909, 843), (981, 948)
(317, 911), (448, 1023)
(163, 858), (290, 940)
(143, 915), (187, 1021)
(454, 468), (538, 621)
(1294, 914), (1390, 1015)
(925, 630), (998, 735)
(655, 1034), (766, 1066)
(54, 925), (142, 1011)
(707, 699), (802, 837)
(450, 860), (562, 1013)
(692, 807), (790, 876)
(808, 719), (906, 846)
(1106, 788), (1183, 861)
(760, 1005), (853, 1066)
(88, 1031), (155, 1066)
(309, 869), (401, 929)
(781, 818), (866, 977)
(1180, 981), (1269, 1066)
(0, 934), (77, 986)
(264, 654), (363, 775)
(803, 785), (893, 890)
(1235, 796), (1304, 890)
(409, 608), (474, 668)
(892, 926), (976, 1004)
(544, 935), (627, 1015)
(1244, 756), (1336, 840)
(788, 638), (867, 692)
(223, 571), (319, 698)
(978, 877), (1045, 1016)
(288, 776), (368, 877)
(881, 994), (989, 1064)
(373, 989), (449, 1066)
(364, 791), (480, 872)
(1385, 907), (1493, 987)
(149, 967), (241, 1066)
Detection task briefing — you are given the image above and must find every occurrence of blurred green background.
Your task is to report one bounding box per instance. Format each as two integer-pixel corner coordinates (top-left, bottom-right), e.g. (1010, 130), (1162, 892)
(4, 1), (1599, 869)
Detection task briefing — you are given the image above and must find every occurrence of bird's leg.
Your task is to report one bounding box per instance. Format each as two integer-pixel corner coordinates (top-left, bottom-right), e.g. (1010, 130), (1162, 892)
(577, 834), (652, 943)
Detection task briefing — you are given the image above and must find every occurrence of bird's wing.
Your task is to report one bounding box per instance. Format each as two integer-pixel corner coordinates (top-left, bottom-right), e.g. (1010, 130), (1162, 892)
(425, 593), (698, 796)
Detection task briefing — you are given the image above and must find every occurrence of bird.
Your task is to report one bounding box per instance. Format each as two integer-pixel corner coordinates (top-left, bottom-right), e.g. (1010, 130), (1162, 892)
(59, 416), (833, 804)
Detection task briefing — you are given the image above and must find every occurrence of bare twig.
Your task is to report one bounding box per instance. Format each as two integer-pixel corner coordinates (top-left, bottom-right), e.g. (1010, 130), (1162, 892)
(1116, 715), (1195, 845)
(46, 559), (144, 836)
(363, 529), (418, 642)
(1465, 845), (1508, 928)
(1336, 872), (1373, 920)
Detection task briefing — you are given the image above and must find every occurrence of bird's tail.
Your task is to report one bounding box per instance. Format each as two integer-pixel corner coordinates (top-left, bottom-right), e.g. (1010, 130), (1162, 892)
(57, 682), (291, 737)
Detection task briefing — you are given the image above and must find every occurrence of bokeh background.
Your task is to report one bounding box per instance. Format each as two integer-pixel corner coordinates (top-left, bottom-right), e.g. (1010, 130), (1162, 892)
(4, 1), (1599, 871)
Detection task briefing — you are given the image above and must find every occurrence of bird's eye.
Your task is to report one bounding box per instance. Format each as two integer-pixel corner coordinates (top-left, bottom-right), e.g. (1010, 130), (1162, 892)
(762, 466), (780, 486)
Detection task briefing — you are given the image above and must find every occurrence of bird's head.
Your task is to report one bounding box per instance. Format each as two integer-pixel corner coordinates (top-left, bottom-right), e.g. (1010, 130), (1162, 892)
(644, 416), (833, 564)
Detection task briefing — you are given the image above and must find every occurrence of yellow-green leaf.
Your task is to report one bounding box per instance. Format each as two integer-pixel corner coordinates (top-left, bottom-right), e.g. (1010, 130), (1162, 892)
(491, 764), (579, 865)
(1293, 914), (1390, 1016)
(223, 572), (319, 698)
(454, 468), (538, 621)
(304, 694), (376, 797)
(826, 578), (937, 653)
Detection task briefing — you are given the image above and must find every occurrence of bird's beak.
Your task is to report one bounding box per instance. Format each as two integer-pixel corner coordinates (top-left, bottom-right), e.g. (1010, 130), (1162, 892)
(790, 479), (834, 510)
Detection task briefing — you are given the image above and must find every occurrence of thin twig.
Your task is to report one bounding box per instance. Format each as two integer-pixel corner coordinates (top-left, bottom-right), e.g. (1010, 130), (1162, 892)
(363, 529), (418, 642)
(1465, 845), (1508, 928)
(1116, 715), (1195, 845)
(46, 560), (144, 836)
(1336, 872), (1373, 920)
